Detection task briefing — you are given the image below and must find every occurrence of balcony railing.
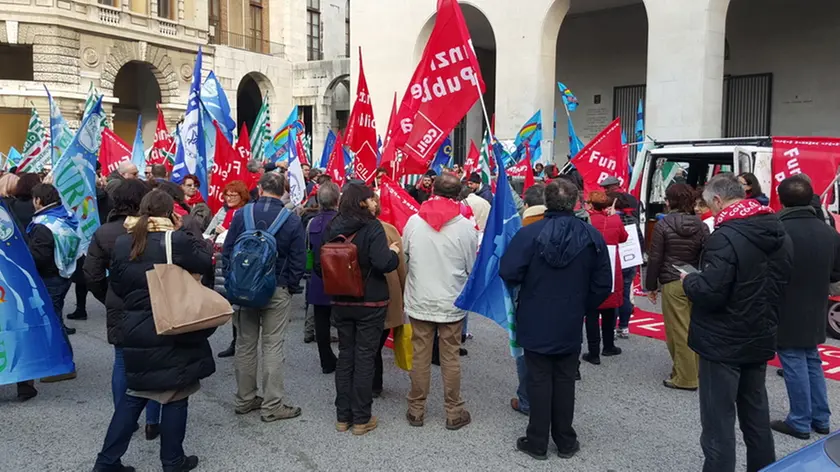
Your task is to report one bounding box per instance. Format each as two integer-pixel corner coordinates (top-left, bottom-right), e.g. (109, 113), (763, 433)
(209, 29), (285, 56)
(88, 3), (207, 44)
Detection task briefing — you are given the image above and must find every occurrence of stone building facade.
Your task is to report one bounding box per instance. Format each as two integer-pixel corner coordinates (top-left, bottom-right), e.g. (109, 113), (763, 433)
(0, 0), (350, 159)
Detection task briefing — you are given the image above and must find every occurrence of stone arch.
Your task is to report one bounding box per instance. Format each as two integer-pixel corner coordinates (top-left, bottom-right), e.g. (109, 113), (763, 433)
(237, 72), (274, 135)
(323, 73), (351, 101)
(100, 41), (179, 103)
(413, 1), (496, 62)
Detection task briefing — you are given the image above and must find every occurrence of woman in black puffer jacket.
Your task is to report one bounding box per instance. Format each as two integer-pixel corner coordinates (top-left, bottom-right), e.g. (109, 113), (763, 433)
(92, 190), (215, 472)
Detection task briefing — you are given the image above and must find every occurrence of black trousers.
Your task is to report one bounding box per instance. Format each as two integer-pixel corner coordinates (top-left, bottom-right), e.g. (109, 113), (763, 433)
(373, 330), (390, 393)
(699, 358), (775, 472)
(313, 305), (337, 371)
(71, 255), (88, 312)
(525, 350), (578, 453)
(585, 308), (616, 353)
(333, 306), (386, 425)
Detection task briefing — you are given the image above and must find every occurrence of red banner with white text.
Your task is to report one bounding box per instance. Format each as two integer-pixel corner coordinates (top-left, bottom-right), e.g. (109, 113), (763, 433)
(770, 137), (840, 210)
(325, 132), (347, 189)
(462, 140), (480, 178)
(379, 177), (419, 234)
(149, 105), (174, 169)
(99, 128), (131, 177)
(344, 49), (378, 183)
(383, 0), (485, 172)
(208, 123), (250, 214)
(570, 118), (627, 197)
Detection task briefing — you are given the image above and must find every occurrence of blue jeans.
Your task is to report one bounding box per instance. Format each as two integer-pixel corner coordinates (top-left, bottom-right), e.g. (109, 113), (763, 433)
(112, 348), (160, 425)
(516, 354), (530, 413)
(43, 276), (73, 353)
(95, 394), (189, 471)
(777, 348), (831, 434)
(617, 267), (636, 329)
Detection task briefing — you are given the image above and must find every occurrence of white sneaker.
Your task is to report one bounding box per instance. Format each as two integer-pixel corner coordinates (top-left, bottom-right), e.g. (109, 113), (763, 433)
(616, 328), (630, 339)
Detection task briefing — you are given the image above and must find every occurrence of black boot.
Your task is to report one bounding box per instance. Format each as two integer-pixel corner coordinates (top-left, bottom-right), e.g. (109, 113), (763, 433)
(217, 340), (235, 358)
(67, 309), (88, 320)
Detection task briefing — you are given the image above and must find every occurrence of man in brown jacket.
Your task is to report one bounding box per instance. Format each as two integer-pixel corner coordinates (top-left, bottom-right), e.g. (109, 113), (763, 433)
(374, 207), (408, 397)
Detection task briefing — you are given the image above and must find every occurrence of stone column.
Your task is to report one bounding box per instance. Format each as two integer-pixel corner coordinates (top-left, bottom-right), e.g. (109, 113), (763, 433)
(644, 0), (730, 139)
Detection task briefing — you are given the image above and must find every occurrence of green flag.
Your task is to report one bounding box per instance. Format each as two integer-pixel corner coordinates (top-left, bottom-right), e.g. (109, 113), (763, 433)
(250, 94), (271, 162)
(479, 129), (493, 186)
(18, 107), (51, 172)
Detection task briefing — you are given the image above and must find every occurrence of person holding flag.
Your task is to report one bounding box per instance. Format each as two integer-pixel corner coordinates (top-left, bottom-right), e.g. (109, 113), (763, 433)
(500, 179), (613, 461)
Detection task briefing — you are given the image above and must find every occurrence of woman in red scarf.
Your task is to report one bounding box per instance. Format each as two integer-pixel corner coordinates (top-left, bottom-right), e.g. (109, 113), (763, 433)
(181, 174), (212, 231)
(584, 191), (628, 365)
(203, 180), (249, 237)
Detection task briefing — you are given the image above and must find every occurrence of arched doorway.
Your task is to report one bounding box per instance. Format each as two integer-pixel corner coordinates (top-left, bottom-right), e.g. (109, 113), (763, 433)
(113, 61), (162, 145)
(553, 0), (649, 162)
(415, 3), (496, 164)
(324, 76), (350, 133)
(237, 73), (267, 137)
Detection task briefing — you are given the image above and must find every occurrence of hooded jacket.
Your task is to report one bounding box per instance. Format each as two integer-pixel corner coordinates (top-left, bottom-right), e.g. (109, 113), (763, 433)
(776, 206), (840, 349)
(645, 212), (709, 290)
(316, 213), (399, 304)
(402, 197), (479, 323)
(500, 211), (612, 355)
(683, 200), (793, 364)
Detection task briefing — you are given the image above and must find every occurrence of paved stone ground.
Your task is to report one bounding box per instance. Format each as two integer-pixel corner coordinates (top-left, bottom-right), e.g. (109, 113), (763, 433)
(3, 292), (840, 472)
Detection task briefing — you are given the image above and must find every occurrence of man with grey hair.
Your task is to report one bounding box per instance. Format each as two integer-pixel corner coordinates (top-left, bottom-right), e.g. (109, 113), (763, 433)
(682, 173), (792, 472)
(223, 170), (306, 422)
(500, 179), (612, 461)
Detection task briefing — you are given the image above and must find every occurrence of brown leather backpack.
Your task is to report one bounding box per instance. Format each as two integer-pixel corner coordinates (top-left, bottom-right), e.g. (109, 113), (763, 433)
(320, 233), (365, 297)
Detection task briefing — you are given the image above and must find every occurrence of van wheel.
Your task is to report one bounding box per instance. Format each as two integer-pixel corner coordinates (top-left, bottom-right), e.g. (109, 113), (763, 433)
(828, 301), (840, 340)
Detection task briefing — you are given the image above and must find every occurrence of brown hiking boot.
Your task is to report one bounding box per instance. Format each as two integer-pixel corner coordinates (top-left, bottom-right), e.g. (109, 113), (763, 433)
(234, 396), (263, 415)
(406, 411), (424, 427)
(352, 417), (378, 436)
(41, 371), (77, 383)
(261, 404), (302, 422)
(335, 421), (351, 432)
(446, 410), (471, 431)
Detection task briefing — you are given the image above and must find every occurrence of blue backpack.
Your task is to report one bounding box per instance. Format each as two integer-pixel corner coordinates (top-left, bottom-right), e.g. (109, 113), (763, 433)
(225, 204), (291, 308)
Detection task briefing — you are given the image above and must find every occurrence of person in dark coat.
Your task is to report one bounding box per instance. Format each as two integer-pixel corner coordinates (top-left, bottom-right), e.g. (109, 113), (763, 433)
(500, 179), (612, 461)
(771, 176), (840, 440)
(92, 190), (215, 472)
(408, 170), (435, 205)
(306, 182), (340, 373)
(466, 172), (493, 203)
(645, 184), (709, 390)
(315, 182), (399, 435)
(682, 173), (793, 472)
(9, 172), (41, 233)
(738, 172), (770, 206)
(83, 179), (162, 439)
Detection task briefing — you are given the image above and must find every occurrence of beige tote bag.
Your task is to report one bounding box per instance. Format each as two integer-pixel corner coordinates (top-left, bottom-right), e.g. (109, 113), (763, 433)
(147, 231), (233, 335)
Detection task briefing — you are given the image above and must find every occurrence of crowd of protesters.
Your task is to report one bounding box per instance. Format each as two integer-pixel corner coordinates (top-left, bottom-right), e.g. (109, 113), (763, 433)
(3, 155), (840, 472)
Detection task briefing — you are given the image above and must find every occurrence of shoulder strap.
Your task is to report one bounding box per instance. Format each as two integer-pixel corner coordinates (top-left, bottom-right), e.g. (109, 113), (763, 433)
(165, 230), (173, 265)
(243, 203), (256, 231)
(265, 208), (291, 237)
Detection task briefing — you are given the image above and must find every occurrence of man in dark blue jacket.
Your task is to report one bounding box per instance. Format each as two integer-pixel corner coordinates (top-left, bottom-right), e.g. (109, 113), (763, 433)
(500, 179), (612, 461)
(222, 172), (306, 423)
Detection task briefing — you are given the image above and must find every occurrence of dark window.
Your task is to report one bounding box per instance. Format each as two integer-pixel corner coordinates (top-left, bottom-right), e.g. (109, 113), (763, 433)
(250, 1), (263, 53)
(209, 0), (220, 32)
(307, 0), (322, 61)
(158, 0), (173, 19)
(98, 0), (116, 6)
(0, 45), (34, 81)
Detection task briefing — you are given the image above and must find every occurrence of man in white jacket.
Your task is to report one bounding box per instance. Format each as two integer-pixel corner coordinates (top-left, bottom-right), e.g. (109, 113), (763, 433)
(403, 173), (478, 431)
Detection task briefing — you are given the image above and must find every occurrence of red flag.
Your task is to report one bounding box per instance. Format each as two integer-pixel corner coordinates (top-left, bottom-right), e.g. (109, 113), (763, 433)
(344, 49), (378, 183)
(99, 128), (131, 177)
(150, 104), (174, 168)
(379, 176), (419, 234)
(236, 124), (260, 191)
(770, 137), (840, 210)
(385, 92), (398, 142)
(571, 118), (627, 197)
(463, 140), (480, 178)
(388, 0), (485, 171)
(325, 132), (347, 188)
(209, 122), (250, 214)
(522, 143), (536, 195)
(295, 133), (309, 167)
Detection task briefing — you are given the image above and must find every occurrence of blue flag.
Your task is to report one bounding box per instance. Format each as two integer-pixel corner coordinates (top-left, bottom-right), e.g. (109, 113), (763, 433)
(0, 199), (75, 384)
(131, 115), (145, 179)
(430, 136), (453, 175)
(172, 47), (205, 190)
(320, 130), (337, 169)
(7, 146), (22, 167)
(568, 117), (585, 159)
(45, 86), (74, 168)
(635, 98), (645, 152)
(201, 71), (235, 143)
(512, 111), (543, 165)
(376, 135), (383, 165)
(52, 95), (104, 256)
(455, 144), (523, 356)
(557, 82), (579, 113)
(199, 99), (218, 192)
